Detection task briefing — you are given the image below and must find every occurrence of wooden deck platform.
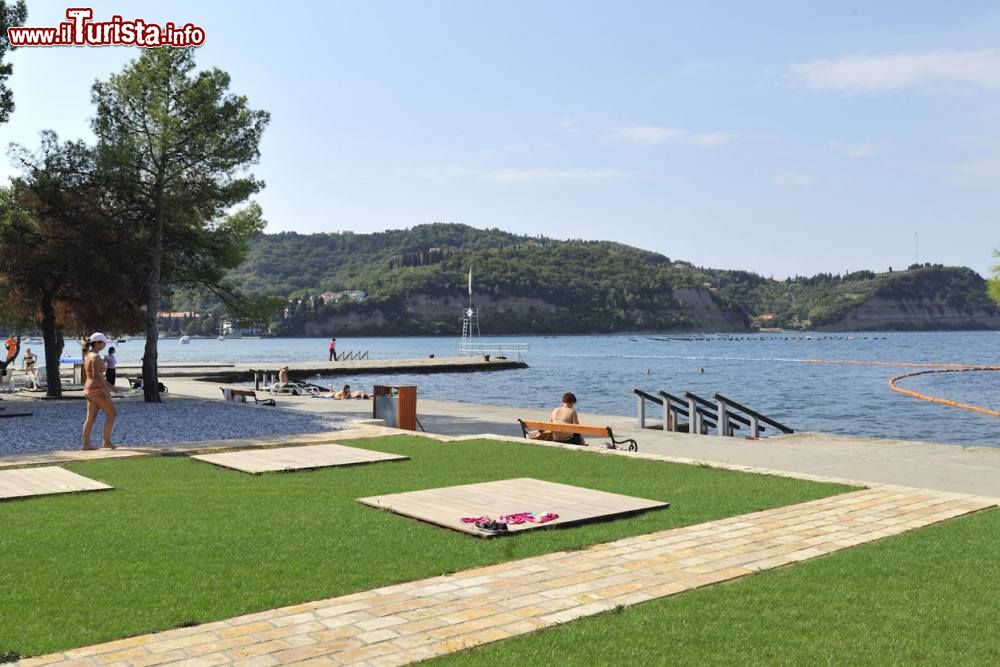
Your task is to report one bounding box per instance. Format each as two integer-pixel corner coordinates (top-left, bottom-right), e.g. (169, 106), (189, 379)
(358, 478), (669, 537)
(191, 443), (409, 474)
(0, 466), (112, 501)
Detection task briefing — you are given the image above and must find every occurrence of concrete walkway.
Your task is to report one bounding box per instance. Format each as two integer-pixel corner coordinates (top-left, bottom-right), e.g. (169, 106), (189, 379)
(10, 374), (999, 496)
(20, 485), (995, 667)
(163, 377), (1000, 497)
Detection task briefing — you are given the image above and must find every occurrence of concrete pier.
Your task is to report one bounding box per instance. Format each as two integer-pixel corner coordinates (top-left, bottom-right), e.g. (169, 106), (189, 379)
(115, 356), (528, 380)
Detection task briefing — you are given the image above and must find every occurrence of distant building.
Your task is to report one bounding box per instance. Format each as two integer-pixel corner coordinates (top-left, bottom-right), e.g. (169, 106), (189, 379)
(319, 290), (367, 305)
(282, 298), (303, 319)
(222, 319), (263, 336)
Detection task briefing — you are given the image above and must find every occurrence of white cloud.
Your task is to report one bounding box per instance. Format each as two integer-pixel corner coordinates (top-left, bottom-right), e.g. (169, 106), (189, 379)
(690, 131), (736, 147)
(772, 170), (813, 187)
(944, 158), (1000, 184)
(789, 49), (1000, 94)
(609, 125), (687, 145)
(828, 141), (878, 158)
(479, 141), (554, 158)
(414, 165), (637, 185)
(608, 124), (735, 147)
(480, 168), (636, 184)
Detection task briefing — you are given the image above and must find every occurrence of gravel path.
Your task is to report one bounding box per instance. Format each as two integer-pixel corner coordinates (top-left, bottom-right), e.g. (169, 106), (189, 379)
(0, 396), (344, 456)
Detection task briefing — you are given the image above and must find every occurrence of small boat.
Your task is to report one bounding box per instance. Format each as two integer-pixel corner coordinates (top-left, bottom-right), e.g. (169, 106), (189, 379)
(179, 335), (190, 344)
(117, 337), (128, 344)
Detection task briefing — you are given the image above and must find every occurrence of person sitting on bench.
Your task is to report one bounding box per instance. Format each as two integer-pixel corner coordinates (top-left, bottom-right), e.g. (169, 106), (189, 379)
(530, 392), (585, 445)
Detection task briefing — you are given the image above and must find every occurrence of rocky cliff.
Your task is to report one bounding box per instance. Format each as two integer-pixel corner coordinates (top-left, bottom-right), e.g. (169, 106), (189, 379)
(817, 297), (1000, 331)
(297, 287), (748, 335)
(672, 288), (747, 332)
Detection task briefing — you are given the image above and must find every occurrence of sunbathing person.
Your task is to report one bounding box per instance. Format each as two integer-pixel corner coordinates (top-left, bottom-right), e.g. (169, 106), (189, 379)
(550, 392), (585, 445)
(269, 366), (297, 394)
(529, 392), (585, 445)
(333, 384), (369, 399)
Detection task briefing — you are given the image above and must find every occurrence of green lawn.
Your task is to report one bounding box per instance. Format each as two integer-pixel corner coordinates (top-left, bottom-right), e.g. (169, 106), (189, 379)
(0, 435), (850, 659)
(433, 506), (1000, 666)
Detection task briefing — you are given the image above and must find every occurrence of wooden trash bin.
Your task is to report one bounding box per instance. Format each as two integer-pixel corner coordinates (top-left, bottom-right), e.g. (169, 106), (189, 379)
(372, 385), (417, 430)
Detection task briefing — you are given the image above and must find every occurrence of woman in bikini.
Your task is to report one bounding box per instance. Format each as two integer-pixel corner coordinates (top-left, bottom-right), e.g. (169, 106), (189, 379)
(82, 332), (118, 450)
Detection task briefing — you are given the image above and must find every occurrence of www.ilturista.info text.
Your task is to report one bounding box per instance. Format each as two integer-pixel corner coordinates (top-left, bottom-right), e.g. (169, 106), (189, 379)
(7, 8), (205, 47)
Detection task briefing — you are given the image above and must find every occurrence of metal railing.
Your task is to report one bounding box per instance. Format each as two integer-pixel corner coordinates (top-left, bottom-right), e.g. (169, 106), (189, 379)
(457, 343), (528, 362)
(634, 388), (719, 434)
(714, 393), (794, 435)
(634, 387), (793, 438)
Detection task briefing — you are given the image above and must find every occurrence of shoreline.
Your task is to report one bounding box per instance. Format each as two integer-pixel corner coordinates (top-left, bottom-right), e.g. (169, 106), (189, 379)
(14, 328), (1000, 343)
(4, 376), (1000, 498)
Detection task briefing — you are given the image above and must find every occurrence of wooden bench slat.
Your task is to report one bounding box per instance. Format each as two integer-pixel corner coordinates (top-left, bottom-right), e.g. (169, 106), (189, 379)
(518, 418), (638, 452)
(519, 420), (611, 437)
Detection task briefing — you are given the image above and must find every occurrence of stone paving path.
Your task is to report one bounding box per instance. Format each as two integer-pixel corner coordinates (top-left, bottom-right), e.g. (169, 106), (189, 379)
(20, 485), (996, 667)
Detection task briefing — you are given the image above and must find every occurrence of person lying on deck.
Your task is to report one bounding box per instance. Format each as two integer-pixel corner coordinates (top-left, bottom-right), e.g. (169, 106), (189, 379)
(328, 384), (369, 400)
(529, 392), (585, 445)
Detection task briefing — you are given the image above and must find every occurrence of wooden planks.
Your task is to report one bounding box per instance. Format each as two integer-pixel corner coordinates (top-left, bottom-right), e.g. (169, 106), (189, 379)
(358, 477), (669, 537)
(191, 443), (408, 474)
(520, 420), (610, 436)
(0, 466), (112, 501)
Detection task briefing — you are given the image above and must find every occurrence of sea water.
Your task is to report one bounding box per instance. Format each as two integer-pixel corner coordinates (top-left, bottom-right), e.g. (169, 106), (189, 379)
(22, 331), (1000, 447)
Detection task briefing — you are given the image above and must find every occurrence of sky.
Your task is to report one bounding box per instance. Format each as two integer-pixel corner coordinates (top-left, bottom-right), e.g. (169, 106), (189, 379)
(3, 1), (1000, 278)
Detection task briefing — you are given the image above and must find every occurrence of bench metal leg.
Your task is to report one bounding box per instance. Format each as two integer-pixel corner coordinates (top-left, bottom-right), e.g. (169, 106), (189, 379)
(608, 430), (638, 452)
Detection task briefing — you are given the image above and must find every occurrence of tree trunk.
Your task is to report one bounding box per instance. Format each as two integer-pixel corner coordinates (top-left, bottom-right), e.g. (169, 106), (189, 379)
(40, 293), (63, 398)
(142, 190), (165, 403)
(142, 233), (163, 403)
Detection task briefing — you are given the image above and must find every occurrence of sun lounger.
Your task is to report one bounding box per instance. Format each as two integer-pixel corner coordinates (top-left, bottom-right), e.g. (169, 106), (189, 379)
(221, 387), (276, 406)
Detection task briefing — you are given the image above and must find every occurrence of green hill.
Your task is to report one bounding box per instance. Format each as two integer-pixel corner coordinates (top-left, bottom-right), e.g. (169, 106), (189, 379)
(171, 224), (1000, 335)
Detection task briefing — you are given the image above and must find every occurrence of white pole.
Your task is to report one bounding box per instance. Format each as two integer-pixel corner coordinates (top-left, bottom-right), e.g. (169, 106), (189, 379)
(717, 399), (729, 436)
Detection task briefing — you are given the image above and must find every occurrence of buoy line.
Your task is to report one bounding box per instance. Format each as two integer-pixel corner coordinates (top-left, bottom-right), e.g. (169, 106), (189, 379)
(888, 367), (1000, 418)
(801, 358), (979, 369)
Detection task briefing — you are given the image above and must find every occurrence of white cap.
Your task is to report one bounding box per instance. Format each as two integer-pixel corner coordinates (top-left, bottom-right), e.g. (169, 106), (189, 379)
(89, 332), (111, 345)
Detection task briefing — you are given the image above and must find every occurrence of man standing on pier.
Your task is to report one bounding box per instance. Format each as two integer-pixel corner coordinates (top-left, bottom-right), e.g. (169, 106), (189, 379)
(328, 337), (338, 362)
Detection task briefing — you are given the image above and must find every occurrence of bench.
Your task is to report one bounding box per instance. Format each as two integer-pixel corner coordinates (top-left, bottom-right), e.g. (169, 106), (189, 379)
(126, 376), (168, 393)
(518, 420), (638, 452)
(221, 387), (276, 406)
